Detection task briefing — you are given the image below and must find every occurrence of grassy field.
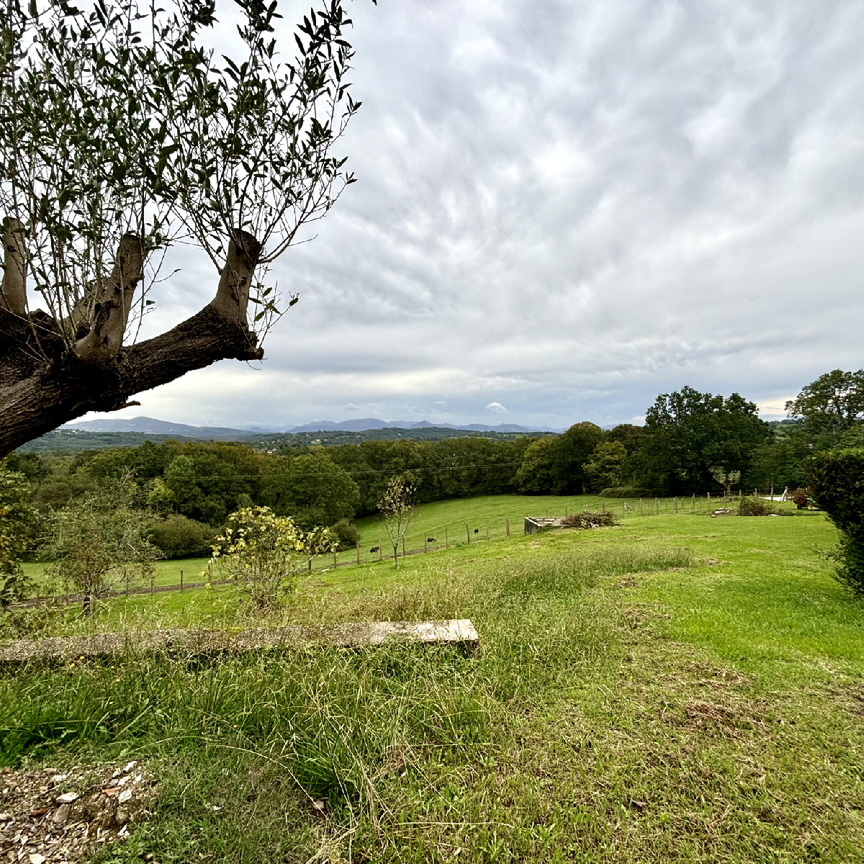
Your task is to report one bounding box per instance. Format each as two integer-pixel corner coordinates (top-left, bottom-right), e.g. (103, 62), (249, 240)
(20, 491), (765, 589)
(3, 496), (863, 862)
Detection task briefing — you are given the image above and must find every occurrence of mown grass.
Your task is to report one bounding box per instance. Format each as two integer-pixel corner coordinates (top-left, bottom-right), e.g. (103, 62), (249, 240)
(3, 498), (863, 862)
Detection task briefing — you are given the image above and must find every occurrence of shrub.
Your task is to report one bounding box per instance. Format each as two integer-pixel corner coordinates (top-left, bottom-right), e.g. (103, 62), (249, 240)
(738, 497), (779, 516)
(599, 487), (655, 498)
(148, 515), (215, 559)
(331, 518), (360, 549)
(807, 448), (864, 593)
(211, 507), (336, 611)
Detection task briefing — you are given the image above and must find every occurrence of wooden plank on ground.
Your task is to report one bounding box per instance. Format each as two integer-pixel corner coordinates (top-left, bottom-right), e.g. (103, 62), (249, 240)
(0, 619), (480, 665)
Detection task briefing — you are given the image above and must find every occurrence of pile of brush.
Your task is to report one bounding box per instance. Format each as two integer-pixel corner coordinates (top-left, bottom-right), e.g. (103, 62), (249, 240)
(559, 512), (618, 529)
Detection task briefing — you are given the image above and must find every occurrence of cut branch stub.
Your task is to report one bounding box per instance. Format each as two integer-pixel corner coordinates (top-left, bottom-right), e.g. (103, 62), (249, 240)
(210, 230), (262, 324)
(1, 217), (27, 317)
(75, 234), (145, 363)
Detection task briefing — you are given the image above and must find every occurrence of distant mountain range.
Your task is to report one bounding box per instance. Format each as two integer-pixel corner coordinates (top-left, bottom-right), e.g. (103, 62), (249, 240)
(61, 416), (564, 438)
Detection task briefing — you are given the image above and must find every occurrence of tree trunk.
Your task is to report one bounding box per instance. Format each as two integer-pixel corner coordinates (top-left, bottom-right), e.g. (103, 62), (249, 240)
(0, 230), (263, 457)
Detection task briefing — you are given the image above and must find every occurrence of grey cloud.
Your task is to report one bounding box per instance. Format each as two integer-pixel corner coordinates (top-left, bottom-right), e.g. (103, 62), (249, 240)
(102, 0), (864, 430)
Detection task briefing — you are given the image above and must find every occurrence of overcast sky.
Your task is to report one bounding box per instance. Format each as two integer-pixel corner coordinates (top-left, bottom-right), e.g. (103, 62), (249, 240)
(95, 0), (864, 430)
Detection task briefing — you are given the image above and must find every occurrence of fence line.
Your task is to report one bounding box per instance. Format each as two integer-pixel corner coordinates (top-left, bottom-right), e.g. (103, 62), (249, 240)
(20, 492), (773, 608)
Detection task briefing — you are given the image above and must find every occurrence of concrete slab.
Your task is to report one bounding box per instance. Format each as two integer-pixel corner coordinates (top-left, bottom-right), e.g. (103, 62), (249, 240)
(0, 619), (480, 666)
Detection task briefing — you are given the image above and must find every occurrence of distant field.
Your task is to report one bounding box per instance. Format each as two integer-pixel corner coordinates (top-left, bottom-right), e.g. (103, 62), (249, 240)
(21, 557), (212, 592)
(21, 492), (784, 589)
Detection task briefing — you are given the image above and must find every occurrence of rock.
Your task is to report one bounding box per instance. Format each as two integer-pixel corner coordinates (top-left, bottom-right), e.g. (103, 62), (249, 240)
(29, 854), (47, 864)
(56, 792), (79, 804)
(53, 803), (71, 825)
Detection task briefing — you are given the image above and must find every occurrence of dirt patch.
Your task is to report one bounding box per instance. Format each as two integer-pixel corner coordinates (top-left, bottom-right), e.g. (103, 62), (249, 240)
(688, 662), (750, 688)
(684, 699), (743, 730)
(0, 761), (155, 863)
(622, 605), (673, 630)
(823, 681), (864, 719)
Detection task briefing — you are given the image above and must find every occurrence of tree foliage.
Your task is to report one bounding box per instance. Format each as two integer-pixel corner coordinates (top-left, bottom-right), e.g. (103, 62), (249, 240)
(515, 436), (559, 494)
(638, 386), (769, 494)
(807, 448), (864, 594)
(710, 466), (741, 500)
(0, 462), (39, 607)
(582, 441), (627, 493)
(0, 0), (368, 455)
(42, 475), (161, 613)
(786, 370), (864, 437)
(376, 475), (417, 568)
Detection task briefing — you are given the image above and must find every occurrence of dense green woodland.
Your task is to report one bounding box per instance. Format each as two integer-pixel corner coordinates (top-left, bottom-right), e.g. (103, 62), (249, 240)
(4, 372), (864, 560)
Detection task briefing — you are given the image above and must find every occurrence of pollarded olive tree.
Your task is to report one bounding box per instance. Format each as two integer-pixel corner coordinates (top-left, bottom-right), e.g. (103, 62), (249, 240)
(0, 0), (369, 457)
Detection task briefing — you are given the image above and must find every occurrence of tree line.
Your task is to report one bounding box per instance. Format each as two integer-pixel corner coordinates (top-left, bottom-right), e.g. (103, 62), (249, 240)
(3, 370), (862, 562)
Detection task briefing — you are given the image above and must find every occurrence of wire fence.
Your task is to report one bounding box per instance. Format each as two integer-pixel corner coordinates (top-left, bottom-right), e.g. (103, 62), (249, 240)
(21, 489), (788, 608)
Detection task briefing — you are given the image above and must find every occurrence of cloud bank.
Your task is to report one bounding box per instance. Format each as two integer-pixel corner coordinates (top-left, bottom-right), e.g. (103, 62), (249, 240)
(106, 0), (864, 430)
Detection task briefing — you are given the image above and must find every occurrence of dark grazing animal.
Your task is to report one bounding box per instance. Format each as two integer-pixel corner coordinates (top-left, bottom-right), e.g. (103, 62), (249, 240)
(369, 546), (379, 553)
(427, 537), (436, 543)
(474, 528), (479, 534)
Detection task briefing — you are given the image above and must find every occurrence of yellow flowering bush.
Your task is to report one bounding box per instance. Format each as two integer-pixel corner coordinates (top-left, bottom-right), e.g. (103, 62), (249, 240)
(210, 506), (335, 611)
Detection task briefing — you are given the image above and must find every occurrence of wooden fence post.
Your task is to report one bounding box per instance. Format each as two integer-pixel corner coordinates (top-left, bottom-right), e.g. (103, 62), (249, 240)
(655, 497), (659, 515)
(486, 520), (489, 540)
(333, 551), (337, 567)
(402, 537), (406, 558)
(424, 536), (428, 553)
(674, 496), (678, 513)
(445, 527), (449, 549)
(466, 524), (470, 543)
(692, 493), (695, 512)
(506, 517), (510, 536)
(180, 569), (184, 592)
(356, 543), (360, 565)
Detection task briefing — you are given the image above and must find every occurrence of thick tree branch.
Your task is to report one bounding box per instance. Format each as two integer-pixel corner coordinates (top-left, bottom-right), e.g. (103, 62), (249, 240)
(74, 233), (145, 362)
(211, 230), (261, 322)
(0, 218), (27, 317)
